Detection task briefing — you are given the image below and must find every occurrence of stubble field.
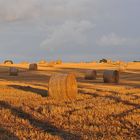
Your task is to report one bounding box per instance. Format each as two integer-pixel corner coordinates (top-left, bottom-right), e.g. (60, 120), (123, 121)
(0, 62), (140, 140)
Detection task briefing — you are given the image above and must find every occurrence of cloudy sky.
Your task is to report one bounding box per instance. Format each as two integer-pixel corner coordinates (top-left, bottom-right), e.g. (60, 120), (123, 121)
(0, 0), (140, 62)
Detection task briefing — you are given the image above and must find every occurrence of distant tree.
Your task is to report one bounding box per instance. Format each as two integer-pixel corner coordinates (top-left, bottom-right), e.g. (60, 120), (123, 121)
(133, 61), (140, 62)
(99, 59), (107, 63)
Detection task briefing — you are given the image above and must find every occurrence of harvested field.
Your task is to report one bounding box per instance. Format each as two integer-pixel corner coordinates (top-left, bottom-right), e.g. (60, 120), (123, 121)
(0, 62), (140, 139)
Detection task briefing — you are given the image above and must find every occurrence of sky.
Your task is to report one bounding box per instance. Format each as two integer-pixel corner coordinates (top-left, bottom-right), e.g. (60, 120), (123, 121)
(0, 0), (140, 62)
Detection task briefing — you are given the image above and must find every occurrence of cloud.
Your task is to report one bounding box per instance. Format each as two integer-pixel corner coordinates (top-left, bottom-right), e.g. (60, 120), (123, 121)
(0, 0), (42, 22)
(0, 0), (95, 22)
(96, 33), (127, 46)
(96, 33), (140, 46)
(0, 0), (140, 61)
(40, 20), (95, 52)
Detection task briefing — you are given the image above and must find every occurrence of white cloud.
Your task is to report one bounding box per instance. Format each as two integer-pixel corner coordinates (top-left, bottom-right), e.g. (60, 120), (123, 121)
(96, 33), (140, 46)
(0, 0), (95, 22)
(96, 33), (127, 46)
(40, 20), (95, 52)
(0, 0), (42, 21)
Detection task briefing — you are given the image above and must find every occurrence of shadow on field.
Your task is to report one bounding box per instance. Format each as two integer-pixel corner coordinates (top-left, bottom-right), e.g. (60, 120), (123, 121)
(105, 95), (140, 138)
(8, 85), (48, 97)
(82, 90), (140, 108)
(81, 90), (140, 115)
(0, 101), (81, 140)
(0, 125), (19, 140)
(80, 90), (140, 137)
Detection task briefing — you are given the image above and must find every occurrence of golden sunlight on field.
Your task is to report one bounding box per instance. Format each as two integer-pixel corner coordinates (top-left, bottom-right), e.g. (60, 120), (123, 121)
(0, 62), (140, 140)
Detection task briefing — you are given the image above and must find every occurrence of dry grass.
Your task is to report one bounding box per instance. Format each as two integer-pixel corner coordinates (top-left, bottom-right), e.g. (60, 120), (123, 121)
(0, 62), (140, 139)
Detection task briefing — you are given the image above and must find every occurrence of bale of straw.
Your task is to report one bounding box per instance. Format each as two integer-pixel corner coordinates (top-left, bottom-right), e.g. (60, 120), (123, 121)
(29, 63), (38, 71)
(85, 70), (97, 80)
(4, 60), (13, 64)
(118, 65), (126, 72)
(103, 70), (120, 83)
(38, 60), (47, 64)
(48, 73), (78, 100)
(9, 67), (18, 76)
(115, 61), (121, 65)
(118, 63), (128, 72)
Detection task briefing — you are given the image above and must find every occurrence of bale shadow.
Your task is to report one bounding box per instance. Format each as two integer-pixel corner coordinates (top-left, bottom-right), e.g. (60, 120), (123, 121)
(79, 89), (100, 98)
(83, 91), (140, 109)
(106, 103), (140, 138)
(8, 85), (48, 97)
(80, 88), (140, 110)
(81, 90), (140, 138)
(0, 126), (19, 140)
(0, 101), (81, 140)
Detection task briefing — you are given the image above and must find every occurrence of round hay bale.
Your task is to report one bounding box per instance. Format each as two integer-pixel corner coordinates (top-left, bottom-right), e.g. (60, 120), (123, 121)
(29, 63), (38, 71)
(115, 61), (121, 65)
(103, 70), (120, 83)
(38, 60), (47, 64)
(4, 60), (13, 64)
(118, 65), (126, 72)
(118, 63), (128, 72)
(9, 67), (18, 76)
(48, 73), (78, 100)
(85, 70), (97, 80)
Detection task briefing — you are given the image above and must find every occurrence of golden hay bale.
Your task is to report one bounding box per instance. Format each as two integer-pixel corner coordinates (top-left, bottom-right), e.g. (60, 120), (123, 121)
(9, 67), (18, 76)
(29, 63), (38, 71)
(115, 61), (126, 66)
(118, 65), (126, 72)
(38, 60), (47, 64)
(48, 73), (78, 100)
(103, 70), (120, 83)
(118, 63), (128, 72)
(4, 60), (13, 64)
(85, 70), (97, 80)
